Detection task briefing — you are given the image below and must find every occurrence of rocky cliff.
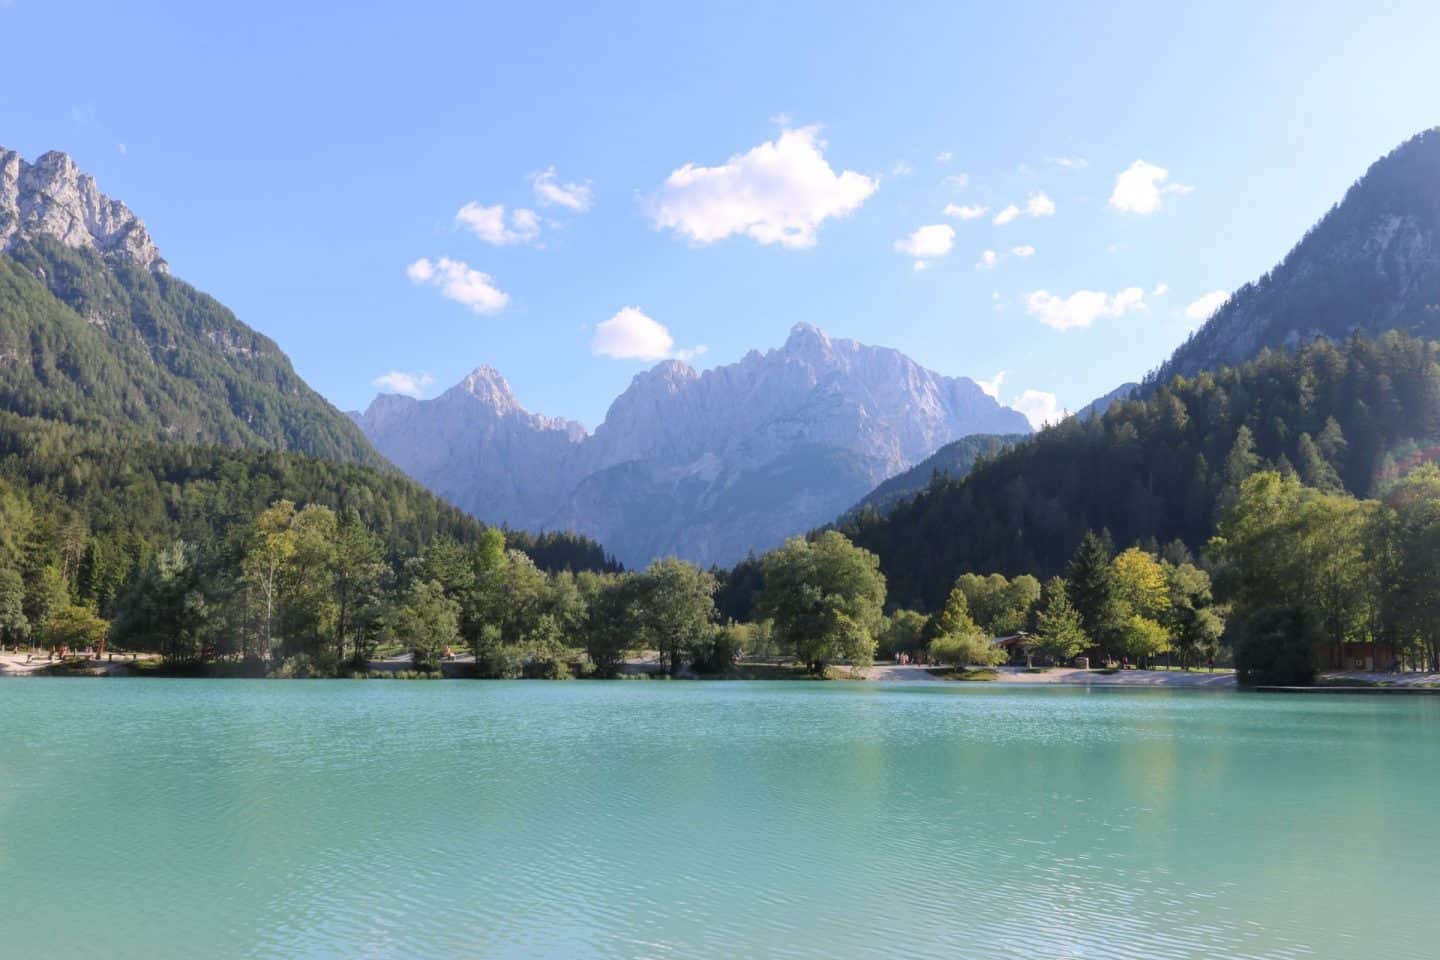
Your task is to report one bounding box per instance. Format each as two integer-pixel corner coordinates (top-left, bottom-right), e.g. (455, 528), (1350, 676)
(1, 148), (166, 272)
(358, 323), (1031, 568)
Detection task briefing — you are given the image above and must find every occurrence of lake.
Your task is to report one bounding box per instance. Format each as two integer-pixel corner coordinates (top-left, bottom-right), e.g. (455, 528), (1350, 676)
(1, 679), (1436, 959)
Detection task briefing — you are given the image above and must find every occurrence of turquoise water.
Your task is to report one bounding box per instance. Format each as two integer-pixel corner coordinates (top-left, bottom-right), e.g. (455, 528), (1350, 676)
(2, 680), (1437, 959)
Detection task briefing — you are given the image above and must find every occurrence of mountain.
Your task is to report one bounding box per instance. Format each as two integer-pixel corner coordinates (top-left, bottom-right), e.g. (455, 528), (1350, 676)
(1154, 127), (1440, 384)
(841, 433), (1024, 519)
(0, 146), (382, 467)
(358, 323), (1031, 568)
(840, 331), (1440, 610)
(1077, 382), (1138, 420)
(0, 146), (614, 577)
(351, 366), (586, 529)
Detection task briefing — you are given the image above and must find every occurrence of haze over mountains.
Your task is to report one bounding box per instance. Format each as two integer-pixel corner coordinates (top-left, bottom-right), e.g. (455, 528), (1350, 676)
(356, 326), (1031, 569)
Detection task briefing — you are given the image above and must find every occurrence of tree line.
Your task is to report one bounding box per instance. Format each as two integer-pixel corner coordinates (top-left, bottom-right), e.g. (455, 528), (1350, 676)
(871, 538), (1223, 672)
(1, 491), (897, 678)
(841, 331), (1440, 610)
(1214, 465), (1440, 684)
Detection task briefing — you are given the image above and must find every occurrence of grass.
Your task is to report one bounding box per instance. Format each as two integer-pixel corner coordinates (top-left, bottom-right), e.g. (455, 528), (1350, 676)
(927, 667), (999, 681)
(719, 662), (838, 680)
(1313, 676), (1440, 689)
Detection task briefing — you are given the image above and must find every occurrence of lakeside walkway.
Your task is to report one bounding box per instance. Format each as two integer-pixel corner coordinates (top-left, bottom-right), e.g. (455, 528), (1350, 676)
(7, 649), (1439, 689)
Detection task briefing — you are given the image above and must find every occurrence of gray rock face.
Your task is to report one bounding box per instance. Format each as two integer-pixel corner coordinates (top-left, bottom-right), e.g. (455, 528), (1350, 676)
(358, 323), (1032, 569)
(0, 147), (166, 273)
(1153, 127), (1440, 384)
(355, 367), (586, 530)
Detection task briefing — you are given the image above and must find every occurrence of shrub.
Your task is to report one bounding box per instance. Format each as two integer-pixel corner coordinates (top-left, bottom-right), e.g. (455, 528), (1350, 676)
(523, 657), (571, 680)
(928, 631), (1005, 668)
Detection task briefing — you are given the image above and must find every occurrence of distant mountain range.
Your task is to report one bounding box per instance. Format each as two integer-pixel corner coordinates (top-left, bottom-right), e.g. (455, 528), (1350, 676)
(357, 325), (1031, 569)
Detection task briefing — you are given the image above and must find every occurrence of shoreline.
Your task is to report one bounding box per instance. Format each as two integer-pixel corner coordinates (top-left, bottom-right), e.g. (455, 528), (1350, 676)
(7, 651), (1438, 691)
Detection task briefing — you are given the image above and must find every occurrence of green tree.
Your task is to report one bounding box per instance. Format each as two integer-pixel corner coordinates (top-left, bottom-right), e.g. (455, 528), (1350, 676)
(1377, 465), (1440, 670)
(46, 604), (109, 655)
(635, 558), (717, 675)
(1119, 614), (1171, 667)
(25, 564), (70, 651)
(282, 504), (339, 657)
(242, 500), (298, 660)
(0, 567), (30, 648)
(878, 609), (928, 660)
(113, 542), (212, 663)
(927, 584), (982, 642)
(384, 579), (459, 672)
(1234, 605), (1320, 686)
(331, 508), (386, 667)
(994, 574), (1041, 635)
(1031, 577), (1088, 665)
(758, 532), (886, 674)
(1219, 424), (1260, 513)
(926, 586), (1003, 667)
(585, 574), (638, 677)
(1112, 547), (1170, 622)
(1066, 532), (1122, 660)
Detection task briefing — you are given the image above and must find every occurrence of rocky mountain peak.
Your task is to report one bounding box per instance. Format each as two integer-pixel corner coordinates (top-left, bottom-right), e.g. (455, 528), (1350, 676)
(360, 324), (1032, 568)
(1149, 126), (1440, 384)
(0, 146), (167, 273)
(456, 364), (521, 410)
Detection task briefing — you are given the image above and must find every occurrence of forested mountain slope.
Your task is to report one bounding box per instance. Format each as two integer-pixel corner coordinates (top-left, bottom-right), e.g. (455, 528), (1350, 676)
(841, 333), (1440, 610)
(841, 433), (1024, 519)
(0, 147), (616, 605)
(1153, 127), (1440, 383)
(0, 238), (384, 467)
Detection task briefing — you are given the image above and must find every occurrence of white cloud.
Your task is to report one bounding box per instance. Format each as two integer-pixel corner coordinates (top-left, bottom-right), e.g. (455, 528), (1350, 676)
(372, 370), (435, 398)
(935, 151), (954, 164)
(977, 371), (1006, 399)
(1011, 389), (1064, 429)
(895, 224), (955, 268)
(455, 202), (542, 246)
(1185, 289), (1230, 323)
(1051, 156), (1087, 169)
(674, 344), (710, 363)
(1152, 282), (1170, 296)
(993, 205), (1021, 226)
(1025, 286), (1147, 331)
(977, 249), (999, 269)
(592, 307), (676, 360)
(943, 173), (970, 189)
(1109, 160), (1193, 215)
(406, 257), (509, 314)
(1026, 191), (1056, 217)
(1012, 244), (1035, 257)
(531, 167), (594, 212)
(116, 142), (127, 157)
(944, 203), (988, 221)
(770, 112), (792, 127)
(649, 126), (877, 249)
(891, 161), (913, 177)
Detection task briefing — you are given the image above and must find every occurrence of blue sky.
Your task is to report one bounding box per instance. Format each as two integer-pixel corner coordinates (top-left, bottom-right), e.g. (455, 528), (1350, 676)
(4, 0), (1439, 428)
